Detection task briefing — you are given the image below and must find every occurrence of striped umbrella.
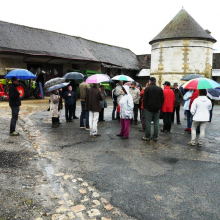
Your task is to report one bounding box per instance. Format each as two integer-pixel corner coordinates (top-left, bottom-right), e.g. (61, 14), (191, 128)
(182, 78), (219, 90)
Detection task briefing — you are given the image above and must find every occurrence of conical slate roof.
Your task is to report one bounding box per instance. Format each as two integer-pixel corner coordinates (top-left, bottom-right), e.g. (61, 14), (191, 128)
(149, 9), (216, 44)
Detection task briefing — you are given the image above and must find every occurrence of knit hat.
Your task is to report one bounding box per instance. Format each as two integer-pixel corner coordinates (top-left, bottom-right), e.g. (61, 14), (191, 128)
(163, 81), (170, 86)
(149, 77), (156, 83)
(131, 81), (136, 85)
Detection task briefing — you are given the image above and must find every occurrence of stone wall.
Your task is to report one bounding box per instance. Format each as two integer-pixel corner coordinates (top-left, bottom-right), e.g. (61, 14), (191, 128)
(0, 57), (26, 76)
(150, 39), (214, 86)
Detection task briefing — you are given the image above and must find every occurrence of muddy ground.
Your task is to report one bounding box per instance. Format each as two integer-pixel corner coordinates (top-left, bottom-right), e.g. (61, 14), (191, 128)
(0, 98), (220, 220)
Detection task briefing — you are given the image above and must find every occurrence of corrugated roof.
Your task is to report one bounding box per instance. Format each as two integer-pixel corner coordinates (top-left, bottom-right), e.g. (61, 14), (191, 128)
(0, 20), (140, 70)
(149, 9), (216, 44)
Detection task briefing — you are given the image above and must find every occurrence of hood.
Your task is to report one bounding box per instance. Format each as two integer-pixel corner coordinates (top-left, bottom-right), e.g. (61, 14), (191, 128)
(198, 96), (209, 102)
(123, 85), (130, 94)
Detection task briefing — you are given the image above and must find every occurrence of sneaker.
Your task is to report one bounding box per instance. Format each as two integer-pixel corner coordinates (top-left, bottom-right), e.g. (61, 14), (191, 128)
(80, 127), (85, 129)
(188, 141), (195, 146)
(10, 131), (20, 136)
(116, 134), (123, 136)
(142, 137), (150, 141)
(185, 128), (189, 131)
(69, 120), (73, 122)
(160, 129), (167, 132)
(94, 134), (101, 137)
(139, 129), (145, 132)
(73, 116), (79, 119)
(85, 127), (90, 130)
(198, 143), (202, 147)
(177, 122), (181, 125)
(121, 137), (128, 139)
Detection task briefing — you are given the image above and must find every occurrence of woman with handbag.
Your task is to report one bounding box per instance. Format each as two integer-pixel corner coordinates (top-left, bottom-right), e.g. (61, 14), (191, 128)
(99, 85), (107, 122)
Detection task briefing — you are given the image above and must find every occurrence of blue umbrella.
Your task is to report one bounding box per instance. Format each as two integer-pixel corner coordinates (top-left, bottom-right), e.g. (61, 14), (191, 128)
(5, 69), (36, 80)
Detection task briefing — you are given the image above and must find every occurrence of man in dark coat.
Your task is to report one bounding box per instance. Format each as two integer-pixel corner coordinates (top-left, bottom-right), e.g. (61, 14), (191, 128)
(85, 84), (103, 137)
(143, 77), (164, 142)
(63, 85), (76, 122)
(9, 77), (21, 136)
(171, 82), (183, 124)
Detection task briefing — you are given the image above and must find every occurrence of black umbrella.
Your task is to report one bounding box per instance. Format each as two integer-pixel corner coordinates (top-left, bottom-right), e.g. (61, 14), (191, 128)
(181, 74), (204, 81)
(63, 72), (84, 80)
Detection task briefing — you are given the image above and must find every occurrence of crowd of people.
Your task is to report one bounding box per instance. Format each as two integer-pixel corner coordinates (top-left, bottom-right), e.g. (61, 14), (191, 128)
(8, 76), (214, 147)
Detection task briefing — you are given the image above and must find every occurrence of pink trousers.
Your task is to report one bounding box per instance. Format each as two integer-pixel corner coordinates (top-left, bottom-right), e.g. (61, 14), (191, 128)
(119, 119), (131, 138)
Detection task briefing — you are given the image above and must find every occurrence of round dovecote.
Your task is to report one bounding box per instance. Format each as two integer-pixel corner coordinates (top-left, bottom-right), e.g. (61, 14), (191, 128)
(149, 9), (217, 86)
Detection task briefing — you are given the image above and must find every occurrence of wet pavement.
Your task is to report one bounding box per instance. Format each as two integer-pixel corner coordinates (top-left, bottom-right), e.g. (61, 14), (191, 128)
(0, 98), (220, 220)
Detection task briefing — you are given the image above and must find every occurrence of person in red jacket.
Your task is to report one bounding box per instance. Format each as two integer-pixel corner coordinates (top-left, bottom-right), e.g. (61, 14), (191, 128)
(161, 81), (175, 133)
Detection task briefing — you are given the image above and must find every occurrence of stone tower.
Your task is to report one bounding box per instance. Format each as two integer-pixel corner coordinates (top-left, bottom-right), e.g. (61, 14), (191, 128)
(149, 9), (216, 86)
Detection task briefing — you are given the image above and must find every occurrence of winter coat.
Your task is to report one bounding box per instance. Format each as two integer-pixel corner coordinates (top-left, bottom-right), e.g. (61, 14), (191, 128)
(63, 90), (76, 105)
(190, 96), (212, 121)
(140, 88), (145, 109)
(172, 88), (183, 108)
(85, 86), (103, 112)
(79, 82), (90, 101)
(143, 83), (164, 112)
(161, 86), (175, 112)
(119, 85), (134, 119)
(50, 93), (60, 118)
(183, 91), (193, 110)
(129, 87), (140, 104)
(112, 88), (117, 103)
(114, 86), (123, 104)
(100, 89), (107, 108)
(9, 83), (21, 107)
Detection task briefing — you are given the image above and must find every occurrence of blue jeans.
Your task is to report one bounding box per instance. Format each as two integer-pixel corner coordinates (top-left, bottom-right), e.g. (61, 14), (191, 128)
(80, 101), (89, 127)
(145, 110), (160, 138)
(186, 110), (192, 128)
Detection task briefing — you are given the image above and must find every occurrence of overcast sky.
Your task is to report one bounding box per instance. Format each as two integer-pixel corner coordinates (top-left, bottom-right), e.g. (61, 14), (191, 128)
(0, 0), (219, 54)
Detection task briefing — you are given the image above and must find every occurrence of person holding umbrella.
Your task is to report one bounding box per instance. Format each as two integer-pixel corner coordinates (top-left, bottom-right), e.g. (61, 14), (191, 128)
(63, 85), (76, 122)
(50, 89), (61, 128)
(9, 77), (21, 136)
(189, 89), (212, 147)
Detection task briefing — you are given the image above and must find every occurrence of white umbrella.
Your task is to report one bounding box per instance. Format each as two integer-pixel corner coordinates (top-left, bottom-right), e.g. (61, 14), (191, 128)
(112, 75), (134, 81)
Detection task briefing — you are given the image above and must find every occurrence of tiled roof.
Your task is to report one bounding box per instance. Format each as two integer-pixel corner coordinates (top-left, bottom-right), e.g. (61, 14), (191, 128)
(149, 9), (216, 44)
(0, 20), (140, 70)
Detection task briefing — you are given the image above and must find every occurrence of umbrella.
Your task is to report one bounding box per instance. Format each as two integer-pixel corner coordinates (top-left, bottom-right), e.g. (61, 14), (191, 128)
(111, 75), (134, 81)
(207, 89), (220, 100)
(182, 78), (219, 89)
(44, 77), (66, 88)
(85, 74), (110, 84)
(63, 72), (84, 80)
(181, 74), (204, 81)
(46, 82), (69, 92)
(124, 81), (139, 87)
(5, 69), (36, 80)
